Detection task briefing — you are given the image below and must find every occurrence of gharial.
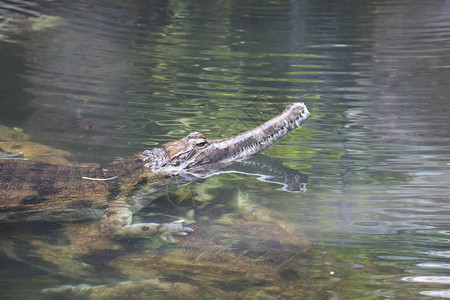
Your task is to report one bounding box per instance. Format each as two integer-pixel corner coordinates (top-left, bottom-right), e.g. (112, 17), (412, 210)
(0, 103), (310, 239)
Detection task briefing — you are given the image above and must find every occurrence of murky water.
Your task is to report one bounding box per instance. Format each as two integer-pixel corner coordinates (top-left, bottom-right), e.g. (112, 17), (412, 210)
(1, 0), (450, 298)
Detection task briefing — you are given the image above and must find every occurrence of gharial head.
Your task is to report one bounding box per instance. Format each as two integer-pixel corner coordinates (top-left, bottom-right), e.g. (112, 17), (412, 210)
(140, 102), (310, 176)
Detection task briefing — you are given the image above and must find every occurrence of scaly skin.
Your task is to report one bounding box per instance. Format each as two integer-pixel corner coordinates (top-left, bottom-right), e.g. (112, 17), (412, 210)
(0, 103), (310, 238)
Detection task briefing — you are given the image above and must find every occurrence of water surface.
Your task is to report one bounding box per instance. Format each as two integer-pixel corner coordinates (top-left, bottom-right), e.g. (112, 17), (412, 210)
(1, 0), (450, 298)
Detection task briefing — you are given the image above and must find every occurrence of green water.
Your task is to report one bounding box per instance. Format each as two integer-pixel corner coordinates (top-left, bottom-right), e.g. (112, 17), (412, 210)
(1, 0), (450, 298)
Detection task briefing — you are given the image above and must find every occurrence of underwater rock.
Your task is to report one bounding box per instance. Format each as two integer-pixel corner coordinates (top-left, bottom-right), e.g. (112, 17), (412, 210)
(25, 15), (66, 32)
(0, 126), (72, 165)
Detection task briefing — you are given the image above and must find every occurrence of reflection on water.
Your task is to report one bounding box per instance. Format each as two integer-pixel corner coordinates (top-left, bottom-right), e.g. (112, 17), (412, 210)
(1, 0), (450, 298)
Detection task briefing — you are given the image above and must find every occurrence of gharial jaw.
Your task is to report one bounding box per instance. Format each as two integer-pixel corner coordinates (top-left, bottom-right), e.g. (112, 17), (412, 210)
(139, 102), (310, 176)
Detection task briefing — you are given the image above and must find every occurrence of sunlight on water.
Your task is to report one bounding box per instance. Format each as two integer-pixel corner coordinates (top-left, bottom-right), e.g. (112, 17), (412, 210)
(420, 291), (450, 298)
(403, 277), (450, 284)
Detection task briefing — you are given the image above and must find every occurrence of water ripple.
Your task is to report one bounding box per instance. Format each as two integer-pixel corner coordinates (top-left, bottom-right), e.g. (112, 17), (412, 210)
(402, 276), (450, 284)
(420, 290), (450, 298)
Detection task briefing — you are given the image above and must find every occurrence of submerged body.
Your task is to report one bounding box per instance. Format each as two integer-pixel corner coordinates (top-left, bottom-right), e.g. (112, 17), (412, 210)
(0, 103), (310, 238)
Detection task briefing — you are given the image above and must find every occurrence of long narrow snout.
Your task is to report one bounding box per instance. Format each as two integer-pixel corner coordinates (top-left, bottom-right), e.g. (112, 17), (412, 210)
(186, 102), (310, 170)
